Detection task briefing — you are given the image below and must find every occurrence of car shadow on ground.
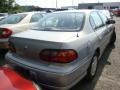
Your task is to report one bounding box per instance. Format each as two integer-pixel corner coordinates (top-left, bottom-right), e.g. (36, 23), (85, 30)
(0, 50), (8, 66)
(70, 44), (115, 90)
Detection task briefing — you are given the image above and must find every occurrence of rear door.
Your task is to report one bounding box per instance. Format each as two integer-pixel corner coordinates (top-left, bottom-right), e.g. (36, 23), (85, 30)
(90, 11), (108, 53)
(98, 11), (113, 44)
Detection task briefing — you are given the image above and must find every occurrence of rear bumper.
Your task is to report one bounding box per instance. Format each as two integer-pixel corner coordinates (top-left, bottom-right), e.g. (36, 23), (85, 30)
(6, 52), (92, 90)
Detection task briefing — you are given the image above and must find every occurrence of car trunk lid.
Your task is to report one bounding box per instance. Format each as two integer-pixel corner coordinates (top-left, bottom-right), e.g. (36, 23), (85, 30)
(10, 30), (77, 62)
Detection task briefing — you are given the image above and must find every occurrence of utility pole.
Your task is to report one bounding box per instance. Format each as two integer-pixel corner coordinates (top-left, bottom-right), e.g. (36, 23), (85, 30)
(98, 0), (100, 4)
(56, 0), (58, 9)
(45, 0), (46, 8)
(72, 0), (74, 6)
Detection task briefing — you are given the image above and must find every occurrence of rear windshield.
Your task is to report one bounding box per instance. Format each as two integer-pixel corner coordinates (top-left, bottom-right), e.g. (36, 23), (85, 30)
(32, 12), (85, 31)
(0, 14), (27, 25)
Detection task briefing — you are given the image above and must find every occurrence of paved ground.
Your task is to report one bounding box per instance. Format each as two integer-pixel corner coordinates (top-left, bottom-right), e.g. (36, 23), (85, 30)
(0, 17), (120, 90)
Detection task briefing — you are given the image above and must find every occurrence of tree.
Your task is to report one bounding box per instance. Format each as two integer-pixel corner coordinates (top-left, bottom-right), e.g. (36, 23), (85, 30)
(0, 0), (22, 13)
(0, 0), (7, 12)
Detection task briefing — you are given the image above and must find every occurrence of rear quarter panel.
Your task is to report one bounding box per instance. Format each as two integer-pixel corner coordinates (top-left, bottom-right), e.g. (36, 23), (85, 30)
(9, 24), (29, 34)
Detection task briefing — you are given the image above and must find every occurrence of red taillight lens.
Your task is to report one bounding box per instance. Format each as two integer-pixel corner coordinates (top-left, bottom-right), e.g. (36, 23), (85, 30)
(0, 68), (37, 90)
(40, 49), (78, 63)
(0, 28), (12, 39)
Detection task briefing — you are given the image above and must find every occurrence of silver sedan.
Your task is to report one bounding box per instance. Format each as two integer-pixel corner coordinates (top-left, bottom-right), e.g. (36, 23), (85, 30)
(6, 10), (116, 90)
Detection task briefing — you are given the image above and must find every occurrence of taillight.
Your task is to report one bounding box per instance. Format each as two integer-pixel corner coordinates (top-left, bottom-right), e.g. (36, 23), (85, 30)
(0, 28), (12, 39)
(40, 49), (78, 63)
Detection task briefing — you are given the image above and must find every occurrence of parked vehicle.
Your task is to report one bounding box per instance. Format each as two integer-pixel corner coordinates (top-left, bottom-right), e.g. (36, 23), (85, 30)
(0, 16), (6, 21)
(6, 10), (116, 90)
(0, 67), (41, 90)
(0, 12), (45, 49)
(112, 9), (120, 16)
(0, 13), (8, 16)
(0, 13), (8, 21)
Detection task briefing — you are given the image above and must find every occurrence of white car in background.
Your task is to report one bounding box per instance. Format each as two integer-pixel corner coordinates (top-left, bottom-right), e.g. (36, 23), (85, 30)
(0, 13), (8, 21)
(0, 17), (6, 21)
(0, 13), (8, 16)
(0, 12), (45, 49)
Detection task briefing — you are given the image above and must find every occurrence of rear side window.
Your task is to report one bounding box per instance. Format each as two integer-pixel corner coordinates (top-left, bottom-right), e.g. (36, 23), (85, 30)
(30, 13), (43, 23)
(90, 12), (103, 29)
(98, 12), (108, 25)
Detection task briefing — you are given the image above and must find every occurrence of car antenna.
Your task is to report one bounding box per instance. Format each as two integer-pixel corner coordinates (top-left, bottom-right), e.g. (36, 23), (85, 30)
(77, 33), (79, 37)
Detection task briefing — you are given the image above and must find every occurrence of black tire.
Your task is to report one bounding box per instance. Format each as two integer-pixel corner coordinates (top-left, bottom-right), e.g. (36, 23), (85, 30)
(110, 31), (116, 44)
(86, 53), (98, 81)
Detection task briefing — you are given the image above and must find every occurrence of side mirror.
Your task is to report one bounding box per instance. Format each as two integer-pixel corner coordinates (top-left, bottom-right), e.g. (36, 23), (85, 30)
(106, 19), (116, 24)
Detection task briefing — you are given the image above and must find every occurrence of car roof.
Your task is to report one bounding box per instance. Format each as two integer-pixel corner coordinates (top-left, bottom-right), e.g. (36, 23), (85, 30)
(53, 9), (98, 14)
(12, 11), (46, 15)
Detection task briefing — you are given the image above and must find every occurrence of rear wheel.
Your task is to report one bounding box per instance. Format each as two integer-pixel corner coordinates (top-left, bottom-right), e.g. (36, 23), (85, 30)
(110, 31), (116, 44)
(86, 53), (98, 81)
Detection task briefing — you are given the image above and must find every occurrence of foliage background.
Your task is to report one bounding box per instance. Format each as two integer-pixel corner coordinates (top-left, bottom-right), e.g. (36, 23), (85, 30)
(0, 0), (24, 13)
